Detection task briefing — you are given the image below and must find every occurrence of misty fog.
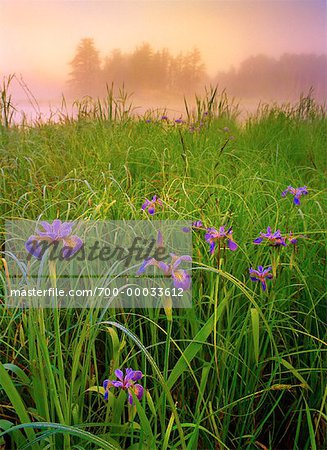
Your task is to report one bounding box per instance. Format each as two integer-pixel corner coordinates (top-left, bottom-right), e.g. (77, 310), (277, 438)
(1, 1), (326, 122)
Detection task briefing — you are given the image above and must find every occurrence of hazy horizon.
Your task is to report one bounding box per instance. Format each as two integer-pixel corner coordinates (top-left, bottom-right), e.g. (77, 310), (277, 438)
(1, 0), (326, 116)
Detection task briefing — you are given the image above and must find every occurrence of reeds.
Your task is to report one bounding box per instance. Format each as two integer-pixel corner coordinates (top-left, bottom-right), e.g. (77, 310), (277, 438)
(0, 78), (326, 449)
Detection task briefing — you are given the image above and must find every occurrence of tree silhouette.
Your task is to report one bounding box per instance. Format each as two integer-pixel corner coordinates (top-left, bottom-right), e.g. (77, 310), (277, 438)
(68, 38), (102, 98)
(103, 49), (129, 87)
(152, 49), (171, 90)
(68, 38), (210, 97)
(101, 42), (207, 94)
(66, 39), (327, 102)
(129, 43), (154, 90)
(215, 53), (327, 101)
(179, 48), (207, 93)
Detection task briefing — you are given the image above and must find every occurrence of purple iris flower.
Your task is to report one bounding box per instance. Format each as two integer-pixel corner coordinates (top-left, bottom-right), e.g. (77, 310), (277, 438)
(192, 220), (204, 229)
(253, 227), (286, 247)
(161, 115), (169, 121)
(286, 232), (307, 245)
(141, 195), (163, 215)
(137, 231), (191, 290)
(175, 118), (184, 124)
(138, 253), (192, 290)
(25, 219), (83, 260)
(286, 232), (298, 244)
(281, 186), (308, 205)
(205, 226), (238, 254)
(249, 266), (273, 292)
(182, 220), (204, 233)
(103, 368), (144, 405)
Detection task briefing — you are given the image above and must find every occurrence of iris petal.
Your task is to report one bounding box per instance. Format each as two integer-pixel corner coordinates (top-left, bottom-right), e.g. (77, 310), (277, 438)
(209, 241), (215, 254)
(157, 230), (164, 247)
(25, 236), (52, 259)
(58, 222), (74, 238)
(157, 261), (170, 275)
(62, 235), (83, 259)
(137, 258), (158, 275)
(39, 221), (53, 233)
(52, 219), (62, 235)
(133, 384), (144, 400)
(141, 200), (149, 210)
(111, 381), (124, 388)
(227, 239), (238, 251)
(172, 255), (192, 269)
(115, 369), (124, 381)
(172, 269), (191, 290)
(128, 384), (144, 404)
(130, 370), (143, 381)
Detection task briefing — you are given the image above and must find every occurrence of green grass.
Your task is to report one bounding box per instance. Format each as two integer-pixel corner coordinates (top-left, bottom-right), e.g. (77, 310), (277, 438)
(0, 87), (326, 449)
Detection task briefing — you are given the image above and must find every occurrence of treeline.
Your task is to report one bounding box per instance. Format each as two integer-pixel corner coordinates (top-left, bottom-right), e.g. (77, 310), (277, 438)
(68, 38), (207, 98)
(215, 53), (327, 100)
(68, 38), (327, 101)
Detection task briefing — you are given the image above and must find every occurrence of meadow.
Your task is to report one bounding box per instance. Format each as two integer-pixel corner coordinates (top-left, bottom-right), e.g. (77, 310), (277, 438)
(0, 86), (326, 449)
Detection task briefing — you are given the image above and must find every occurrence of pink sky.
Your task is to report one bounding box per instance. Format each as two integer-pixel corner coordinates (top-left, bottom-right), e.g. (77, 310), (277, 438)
(0, 0), (326, 100)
